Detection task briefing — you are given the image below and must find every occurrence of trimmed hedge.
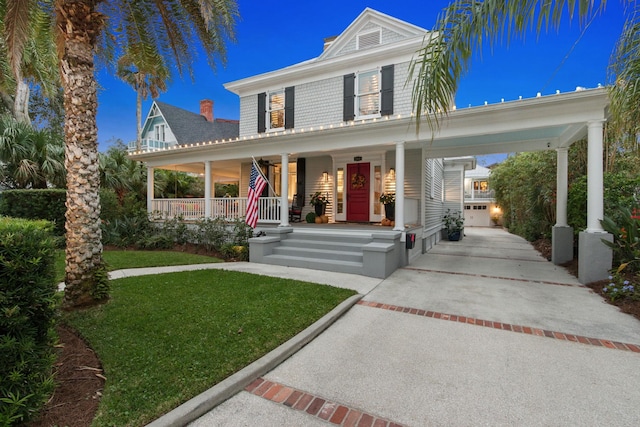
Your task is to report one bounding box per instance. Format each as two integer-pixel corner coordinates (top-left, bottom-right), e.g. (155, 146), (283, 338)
(0, 218), (58, 425)
(0, 189), (66, 235)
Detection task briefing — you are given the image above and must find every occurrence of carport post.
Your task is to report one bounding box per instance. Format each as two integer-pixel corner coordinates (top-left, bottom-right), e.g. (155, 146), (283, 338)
(578, 120), (612, 284)
(552, 147), (573, 264)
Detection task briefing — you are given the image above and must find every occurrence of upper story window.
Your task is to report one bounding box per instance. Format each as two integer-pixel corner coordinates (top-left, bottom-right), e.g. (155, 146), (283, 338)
(357, 70), (380, 117)
(268, 90), (284, 130)
(343, 65), (394, 122)
(154, 124), (166, 141)
(258, 87), (294, 133)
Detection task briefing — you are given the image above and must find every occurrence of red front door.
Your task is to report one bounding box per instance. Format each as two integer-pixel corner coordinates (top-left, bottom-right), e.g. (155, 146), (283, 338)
(347, 162), (370, 222)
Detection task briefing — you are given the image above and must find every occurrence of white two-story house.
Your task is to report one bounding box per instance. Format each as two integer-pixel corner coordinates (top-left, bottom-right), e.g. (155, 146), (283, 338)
(129, 8), (612, 283)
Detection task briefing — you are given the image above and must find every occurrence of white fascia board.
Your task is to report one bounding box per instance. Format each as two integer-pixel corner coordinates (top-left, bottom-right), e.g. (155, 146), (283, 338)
(223, 35), (428, 96)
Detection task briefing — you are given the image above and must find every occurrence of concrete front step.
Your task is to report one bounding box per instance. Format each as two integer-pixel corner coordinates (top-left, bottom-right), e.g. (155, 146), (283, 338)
(262, 254), (363, 276)
(273, 246), (363, 263)
(279, 239), (366, 253)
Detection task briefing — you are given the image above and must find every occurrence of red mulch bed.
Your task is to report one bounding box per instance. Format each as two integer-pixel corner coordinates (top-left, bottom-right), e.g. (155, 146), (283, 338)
(27, 325), (104, 427)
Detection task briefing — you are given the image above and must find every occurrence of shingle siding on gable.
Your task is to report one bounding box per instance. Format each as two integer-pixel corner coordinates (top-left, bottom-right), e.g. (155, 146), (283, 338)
(330, 23), (406, 59)
(237, 61), (413, 138)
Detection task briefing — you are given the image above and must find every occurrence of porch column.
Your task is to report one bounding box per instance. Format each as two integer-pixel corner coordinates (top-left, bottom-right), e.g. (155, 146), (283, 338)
(393, 141), (405, 231)
(279, 152), (290, 227)
(146, 166), (154, 213)
(552, 147), (573, 264)
(578, 119), (612, 283)
(204, 161), (211, 218)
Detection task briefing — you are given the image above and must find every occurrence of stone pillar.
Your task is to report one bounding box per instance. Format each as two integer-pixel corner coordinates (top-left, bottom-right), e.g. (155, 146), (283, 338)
(147, 166), (154, 213)
(552, 147), (573, 264)
(393, 141), (405, 231)
(204, 161), (211, 218)
(578, 120), (612, 283)
(280, 153), (290, 227)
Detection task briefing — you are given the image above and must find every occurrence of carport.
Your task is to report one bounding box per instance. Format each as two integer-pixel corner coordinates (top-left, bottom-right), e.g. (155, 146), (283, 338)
(418, 87), (611, 284)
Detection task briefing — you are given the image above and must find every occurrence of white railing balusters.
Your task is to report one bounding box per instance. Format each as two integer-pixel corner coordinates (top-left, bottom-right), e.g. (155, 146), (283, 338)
(151, 197), (280, 223)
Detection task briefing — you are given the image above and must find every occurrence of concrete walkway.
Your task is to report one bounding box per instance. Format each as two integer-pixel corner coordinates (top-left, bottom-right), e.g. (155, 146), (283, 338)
(148, 228), (640, 426)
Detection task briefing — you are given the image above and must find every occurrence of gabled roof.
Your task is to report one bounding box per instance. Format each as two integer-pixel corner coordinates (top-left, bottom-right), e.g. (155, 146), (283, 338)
(319, 8), (429, 60)
(224, 8), (430, 96)
(150, 101), (239, 144)
(466, 165), (492, 179)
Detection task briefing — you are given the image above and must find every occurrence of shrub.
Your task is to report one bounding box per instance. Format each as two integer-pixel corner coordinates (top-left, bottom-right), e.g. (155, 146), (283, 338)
(0, 218), (58, 425)
(195, 217), (228, 251)
(0, 189), (66, 235)
(600, 207), (640, 274)
(305, 212), (316, 223)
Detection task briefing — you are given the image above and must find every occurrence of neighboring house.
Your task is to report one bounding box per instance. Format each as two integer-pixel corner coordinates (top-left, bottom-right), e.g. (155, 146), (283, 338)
(463, 164), (502, 227)
(129, 99), (239, 152)
(129, 8), (612, 283)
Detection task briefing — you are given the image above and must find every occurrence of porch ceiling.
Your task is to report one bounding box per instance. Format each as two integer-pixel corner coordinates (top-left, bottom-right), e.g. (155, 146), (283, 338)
(130, 88), (609, 167)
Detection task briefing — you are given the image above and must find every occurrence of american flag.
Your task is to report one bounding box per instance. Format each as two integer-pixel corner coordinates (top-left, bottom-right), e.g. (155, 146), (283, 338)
(246, 161), (267, 228)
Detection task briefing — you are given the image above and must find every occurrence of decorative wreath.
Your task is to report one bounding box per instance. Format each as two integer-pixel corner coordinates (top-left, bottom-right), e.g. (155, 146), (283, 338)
(351, 173), (366, 189)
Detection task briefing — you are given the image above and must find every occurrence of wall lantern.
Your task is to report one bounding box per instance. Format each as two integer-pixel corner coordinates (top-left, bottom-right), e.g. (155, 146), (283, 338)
(322, 171), (328, 182)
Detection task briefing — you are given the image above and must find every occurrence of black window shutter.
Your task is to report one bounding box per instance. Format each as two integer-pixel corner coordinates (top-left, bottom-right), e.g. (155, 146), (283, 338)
(285, 86), (295, 129)
(343, 73), (355, 122)
(296, 158), (305, 206)
(257, 92), (266, 133)
(381, 65), (394, 116)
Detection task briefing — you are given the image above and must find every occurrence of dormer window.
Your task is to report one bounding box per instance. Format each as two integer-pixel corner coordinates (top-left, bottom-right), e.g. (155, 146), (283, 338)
(357, 29), (381, 50)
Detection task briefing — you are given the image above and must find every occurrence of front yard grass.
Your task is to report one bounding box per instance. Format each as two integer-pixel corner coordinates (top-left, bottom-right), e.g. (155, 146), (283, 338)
(64, 269), (356, 426)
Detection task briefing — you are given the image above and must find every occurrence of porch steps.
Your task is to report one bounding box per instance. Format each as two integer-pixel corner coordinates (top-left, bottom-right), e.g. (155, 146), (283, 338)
(263, 231), (372, 275)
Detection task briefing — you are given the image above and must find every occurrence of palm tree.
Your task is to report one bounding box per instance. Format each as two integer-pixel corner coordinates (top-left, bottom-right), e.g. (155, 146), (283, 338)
(409, 0), (637, 136)
(17, 0), (237, 308)
(0, 114), (65, 188)
(0, 0), (58, 124)
(117, 46), (170, 151)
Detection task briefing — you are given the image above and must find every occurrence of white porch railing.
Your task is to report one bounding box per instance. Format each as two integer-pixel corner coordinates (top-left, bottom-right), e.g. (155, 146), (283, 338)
(151, 197), (281, 223)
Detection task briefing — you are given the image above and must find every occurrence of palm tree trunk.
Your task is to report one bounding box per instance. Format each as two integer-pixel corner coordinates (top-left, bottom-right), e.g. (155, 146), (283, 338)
(136, 85), (142, 151)
(56, 0), (108, 308)
(14, 80), (31, 124)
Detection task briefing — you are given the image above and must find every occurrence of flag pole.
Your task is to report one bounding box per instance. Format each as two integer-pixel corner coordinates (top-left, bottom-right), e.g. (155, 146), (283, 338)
(252, 156), (279, 197)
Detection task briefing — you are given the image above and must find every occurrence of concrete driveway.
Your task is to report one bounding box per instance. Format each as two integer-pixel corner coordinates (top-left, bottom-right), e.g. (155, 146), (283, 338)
(161, 227), (640, 426)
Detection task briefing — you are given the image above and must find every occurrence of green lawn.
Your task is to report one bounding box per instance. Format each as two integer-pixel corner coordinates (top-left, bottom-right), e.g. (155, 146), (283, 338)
(64, 269), (356, 426)
(54, 250), (221, 282)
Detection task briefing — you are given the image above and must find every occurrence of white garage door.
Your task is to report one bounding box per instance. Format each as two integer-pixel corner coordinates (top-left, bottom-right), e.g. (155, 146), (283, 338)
(464, 204), (490, 227)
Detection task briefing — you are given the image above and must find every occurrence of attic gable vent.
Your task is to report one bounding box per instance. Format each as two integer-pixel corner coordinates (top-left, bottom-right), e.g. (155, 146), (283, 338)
(357, 30), (381, 50)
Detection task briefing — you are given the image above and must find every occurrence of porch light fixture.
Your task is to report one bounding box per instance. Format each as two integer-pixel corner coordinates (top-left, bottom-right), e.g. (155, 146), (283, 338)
(323, 171), (328, 182)
(389, 168), (395, 178)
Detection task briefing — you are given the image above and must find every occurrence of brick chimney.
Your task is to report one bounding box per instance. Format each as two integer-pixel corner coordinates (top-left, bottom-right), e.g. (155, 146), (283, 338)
(200, 99), (214, 122)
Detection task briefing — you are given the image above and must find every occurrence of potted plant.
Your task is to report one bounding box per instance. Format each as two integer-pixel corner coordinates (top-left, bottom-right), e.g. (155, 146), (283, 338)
(379, 192), (395, 220)
(443, 209), (464, 241)
(310, 192), (329, 217)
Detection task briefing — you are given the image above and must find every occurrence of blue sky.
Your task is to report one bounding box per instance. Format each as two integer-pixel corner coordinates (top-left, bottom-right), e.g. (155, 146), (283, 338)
(96, 0), (627, 164)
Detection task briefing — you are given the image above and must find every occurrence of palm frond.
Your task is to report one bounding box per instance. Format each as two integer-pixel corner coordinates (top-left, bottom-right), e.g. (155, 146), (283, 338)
(409, 0), (605, 134)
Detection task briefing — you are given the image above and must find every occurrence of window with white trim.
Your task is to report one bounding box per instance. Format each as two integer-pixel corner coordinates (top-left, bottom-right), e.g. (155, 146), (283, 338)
(154, 124), (165, 141)
(267, 90), (284, 130)
(356, 69), (380, 118)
